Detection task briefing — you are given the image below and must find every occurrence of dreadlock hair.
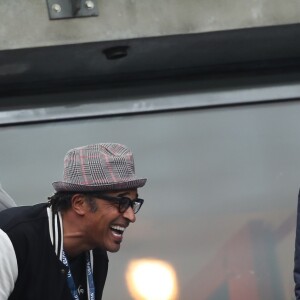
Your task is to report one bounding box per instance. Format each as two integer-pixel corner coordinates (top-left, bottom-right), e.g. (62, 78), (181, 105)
(48, 192), (98, 213)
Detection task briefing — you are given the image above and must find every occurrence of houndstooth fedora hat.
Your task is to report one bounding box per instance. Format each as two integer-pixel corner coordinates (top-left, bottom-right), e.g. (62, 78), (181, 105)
(52, 143), (147, 192)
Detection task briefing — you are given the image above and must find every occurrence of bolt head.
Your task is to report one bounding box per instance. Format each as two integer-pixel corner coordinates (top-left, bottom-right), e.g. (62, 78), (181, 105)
(52, 4), (62, 13)
(85, 0), (95, 9)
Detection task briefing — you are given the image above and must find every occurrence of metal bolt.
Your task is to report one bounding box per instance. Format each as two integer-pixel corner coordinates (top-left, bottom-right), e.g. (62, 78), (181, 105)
(52, 4), (62, 13)
(85, 0), (95, 9)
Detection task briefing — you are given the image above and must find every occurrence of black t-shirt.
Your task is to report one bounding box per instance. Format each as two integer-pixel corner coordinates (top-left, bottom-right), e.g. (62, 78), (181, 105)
(67, 253), (88, 300)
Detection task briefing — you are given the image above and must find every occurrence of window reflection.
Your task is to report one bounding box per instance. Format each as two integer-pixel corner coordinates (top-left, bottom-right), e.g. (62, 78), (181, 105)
(181, 215), (295, 300)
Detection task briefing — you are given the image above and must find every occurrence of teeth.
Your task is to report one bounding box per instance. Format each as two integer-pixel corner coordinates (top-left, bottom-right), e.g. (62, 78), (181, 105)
(110, 225), (125, 232)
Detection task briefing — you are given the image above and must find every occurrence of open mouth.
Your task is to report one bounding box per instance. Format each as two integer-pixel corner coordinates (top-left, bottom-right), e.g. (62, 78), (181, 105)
(110, 225), (125, 238)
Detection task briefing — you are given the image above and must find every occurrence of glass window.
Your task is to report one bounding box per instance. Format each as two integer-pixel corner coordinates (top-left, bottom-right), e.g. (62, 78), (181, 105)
(0, 101), (297, 299)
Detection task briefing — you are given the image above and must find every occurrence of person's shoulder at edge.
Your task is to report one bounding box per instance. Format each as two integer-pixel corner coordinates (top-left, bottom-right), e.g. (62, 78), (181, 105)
(0, 183), (17, 212)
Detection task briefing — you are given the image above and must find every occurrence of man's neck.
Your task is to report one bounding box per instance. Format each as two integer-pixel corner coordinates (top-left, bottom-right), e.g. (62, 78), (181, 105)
(62, 211), (88, 257)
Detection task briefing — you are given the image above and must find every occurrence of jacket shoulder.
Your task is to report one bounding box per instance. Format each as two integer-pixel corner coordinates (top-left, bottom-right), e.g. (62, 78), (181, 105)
(0, 203), (48, 231)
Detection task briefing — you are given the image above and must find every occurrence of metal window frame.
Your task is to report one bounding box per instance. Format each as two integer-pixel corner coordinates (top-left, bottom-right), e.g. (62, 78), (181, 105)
(1, 80), (300, 127)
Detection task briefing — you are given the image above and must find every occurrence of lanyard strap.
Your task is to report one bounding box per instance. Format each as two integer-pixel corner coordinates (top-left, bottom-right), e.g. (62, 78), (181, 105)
(86, 251), (95, 300)
(62, 250), (95, 300)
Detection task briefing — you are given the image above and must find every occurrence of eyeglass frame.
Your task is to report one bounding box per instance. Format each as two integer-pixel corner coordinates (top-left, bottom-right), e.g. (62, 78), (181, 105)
(89, 193), (144, 214)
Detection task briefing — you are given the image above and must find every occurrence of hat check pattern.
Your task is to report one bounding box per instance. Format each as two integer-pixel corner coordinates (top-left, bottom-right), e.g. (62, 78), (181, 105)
(52, 143), (147, 192)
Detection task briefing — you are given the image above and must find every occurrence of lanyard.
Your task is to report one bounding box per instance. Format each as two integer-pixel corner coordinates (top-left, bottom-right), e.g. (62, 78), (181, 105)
(62, 250), (95, 300)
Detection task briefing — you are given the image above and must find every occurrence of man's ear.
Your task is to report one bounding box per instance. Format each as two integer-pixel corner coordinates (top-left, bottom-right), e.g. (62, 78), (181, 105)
(71, 194), (88, 216)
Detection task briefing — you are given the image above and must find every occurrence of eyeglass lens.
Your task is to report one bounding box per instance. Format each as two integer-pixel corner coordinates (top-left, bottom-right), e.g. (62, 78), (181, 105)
(119, 197), (143, 214)
(94, 194), (144, 214)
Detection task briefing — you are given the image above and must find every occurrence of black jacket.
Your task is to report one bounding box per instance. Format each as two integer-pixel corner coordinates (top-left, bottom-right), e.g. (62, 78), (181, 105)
(0, 203), (108, 300)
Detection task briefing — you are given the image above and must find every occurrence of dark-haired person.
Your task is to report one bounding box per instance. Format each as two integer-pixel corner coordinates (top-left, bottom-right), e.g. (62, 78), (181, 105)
(0, 143), (147, 300)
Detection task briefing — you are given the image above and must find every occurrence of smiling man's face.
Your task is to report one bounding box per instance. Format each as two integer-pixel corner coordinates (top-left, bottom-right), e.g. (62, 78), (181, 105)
(84, 189), (138, 252)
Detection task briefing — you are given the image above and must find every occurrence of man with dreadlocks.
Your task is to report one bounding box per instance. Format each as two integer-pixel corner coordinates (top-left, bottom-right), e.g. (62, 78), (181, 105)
(0, 143), (147, 300)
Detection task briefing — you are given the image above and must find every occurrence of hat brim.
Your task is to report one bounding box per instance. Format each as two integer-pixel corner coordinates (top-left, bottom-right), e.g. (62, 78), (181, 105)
(52, 178), (147, 192)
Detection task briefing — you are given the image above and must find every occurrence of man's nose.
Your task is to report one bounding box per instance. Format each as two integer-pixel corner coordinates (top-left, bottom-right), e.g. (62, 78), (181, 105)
(123, 206), (136, 223)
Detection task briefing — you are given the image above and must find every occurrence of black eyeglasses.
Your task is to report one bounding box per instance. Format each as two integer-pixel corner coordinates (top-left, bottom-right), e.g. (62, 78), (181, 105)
(93, 194), (144, 214)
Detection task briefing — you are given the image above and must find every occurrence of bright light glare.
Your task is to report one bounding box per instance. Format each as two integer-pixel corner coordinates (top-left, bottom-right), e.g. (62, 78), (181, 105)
(126, 258), (178, 300)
